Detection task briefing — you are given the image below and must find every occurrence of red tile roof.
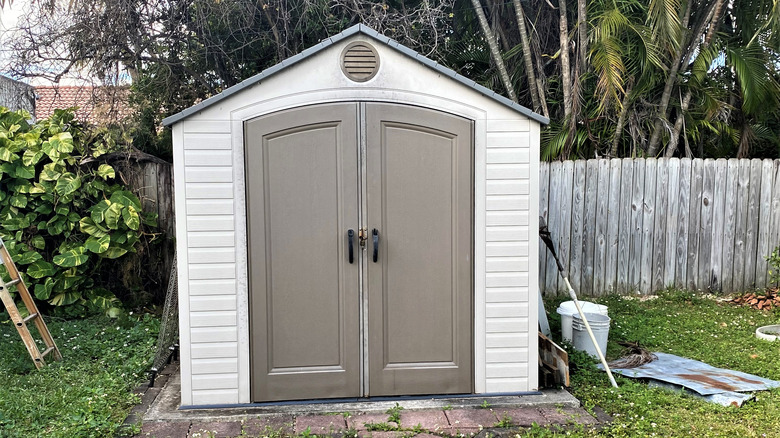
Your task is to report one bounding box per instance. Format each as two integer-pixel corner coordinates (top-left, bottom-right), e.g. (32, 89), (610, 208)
(35, 86), (132, 125)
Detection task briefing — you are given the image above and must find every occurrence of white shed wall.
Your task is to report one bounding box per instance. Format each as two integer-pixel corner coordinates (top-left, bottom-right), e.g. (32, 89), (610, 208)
(174, 34), (539, 406)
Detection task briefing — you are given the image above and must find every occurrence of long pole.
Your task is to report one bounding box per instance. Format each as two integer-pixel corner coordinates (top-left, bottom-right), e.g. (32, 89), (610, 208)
(539, 218), (619, 388)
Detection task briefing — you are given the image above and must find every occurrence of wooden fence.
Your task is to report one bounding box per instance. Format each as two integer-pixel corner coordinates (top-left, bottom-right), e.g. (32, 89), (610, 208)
(540, 158), (780, 296)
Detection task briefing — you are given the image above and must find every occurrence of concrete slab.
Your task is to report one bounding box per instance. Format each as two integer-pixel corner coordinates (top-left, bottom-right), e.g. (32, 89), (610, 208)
(137, 420), (191, 437)
(399, 410), (449, 432)
(240, 415), (295, 436)
(295, 414), (348, 434)
(188, 421), (243, 437)
(444, 409), (498, 429)
(491, 407), (548, 427)
(348, 412), (395, 430)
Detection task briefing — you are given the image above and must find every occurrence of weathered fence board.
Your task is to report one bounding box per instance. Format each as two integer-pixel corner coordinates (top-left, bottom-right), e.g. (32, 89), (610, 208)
(540, 157), (780, 296)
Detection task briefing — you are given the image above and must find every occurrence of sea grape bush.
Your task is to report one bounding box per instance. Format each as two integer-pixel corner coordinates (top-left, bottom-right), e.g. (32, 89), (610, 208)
(0, 107), (156, 313)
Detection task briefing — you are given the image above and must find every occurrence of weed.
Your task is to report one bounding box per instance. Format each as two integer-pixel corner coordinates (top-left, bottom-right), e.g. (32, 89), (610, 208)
(494, 414), (513, 428)
(442, 404), (453, 410)
(385, 402), (404, 424)
(479, 400), (492, 409)
(364, 421), (397, 431)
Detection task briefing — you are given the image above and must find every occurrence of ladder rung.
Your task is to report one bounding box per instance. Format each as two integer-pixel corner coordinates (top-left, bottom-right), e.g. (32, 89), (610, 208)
(5, 278), (21, 287)
(39, 346), (56, 359)
(22, 313), (39, 324)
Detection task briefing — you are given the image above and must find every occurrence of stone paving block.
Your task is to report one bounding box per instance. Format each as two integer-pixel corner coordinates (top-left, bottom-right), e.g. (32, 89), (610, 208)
(361, 431), (402, 438)
(399, 410), (449, 432)
(539, 407), (598, 426)
(242, 414), (295, 436)
(137, 420), (191, 438)
(189, 421), (243, 437)
(413, 433), (445, 438)
(295, 414), (348, 434)
(491, 407), (548, 427)
(348, 412), (396, 431)
(446, 426), (481, 437)
(445, 409), (499, 429)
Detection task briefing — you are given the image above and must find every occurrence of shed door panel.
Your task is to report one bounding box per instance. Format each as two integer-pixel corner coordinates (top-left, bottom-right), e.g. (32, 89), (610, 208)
(365, 103), (473, 396)
(245, 103), (360, 401)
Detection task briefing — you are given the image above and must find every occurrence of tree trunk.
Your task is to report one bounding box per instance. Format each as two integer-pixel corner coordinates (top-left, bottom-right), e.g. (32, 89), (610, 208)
(558, 0), (573, 121)
(470, 0), (518, 102)
(512, 0), (542, 114)
(610, 84), (633, 157)
(578, 0), (588, 72)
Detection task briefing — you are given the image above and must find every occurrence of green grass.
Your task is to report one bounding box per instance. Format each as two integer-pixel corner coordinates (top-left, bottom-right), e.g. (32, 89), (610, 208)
(542, 290), (780, 437)
(0, 312), (158, 438)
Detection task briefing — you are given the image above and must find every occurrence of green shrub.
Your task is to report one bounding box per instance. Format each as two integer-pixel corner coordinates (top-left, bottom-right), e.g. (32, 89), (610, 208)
(0, 107), (156, 314)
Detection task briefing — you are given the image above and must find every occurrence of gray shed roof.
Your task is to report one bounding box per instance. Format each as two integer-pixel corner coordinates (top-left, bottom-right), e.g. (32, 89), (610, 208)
(162, 24), (549, 126)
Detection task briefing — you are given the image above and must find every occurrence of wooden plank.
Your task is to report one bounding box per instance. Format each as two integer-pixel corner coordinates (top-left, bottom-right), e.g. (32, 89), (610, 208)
(688, 159), (704, 290)
(539, 163), (550, 293)
(709, 159), (728, 291)
(698, 159), (716, 290)
(593, 160), (611, 295)
(743, 159), (762, 289)
(732, 160), (751, 292)
(641, 158), (657, 294)
(652, 158), (668, 292)
(664, 158), (680, 288)
(675, 158), (691, 289)
(545, 162), (562, 295)
(604, 159), (622, 293)
(755, 159), (774, 288)
(556, 160), (575, 294)
(769, 161), (780, 285)
(721, 159), (739, 292)
(630, 159), (645, 292)
(568, 160), (587, 294)
(581, 159), (600, 296)
(617, 159), (634, 293)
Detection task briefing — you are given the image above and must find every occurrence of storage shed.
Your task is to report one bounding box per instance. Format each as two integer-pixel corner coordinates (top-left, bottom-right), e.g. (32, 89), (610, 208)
(163, 24), (548, 407)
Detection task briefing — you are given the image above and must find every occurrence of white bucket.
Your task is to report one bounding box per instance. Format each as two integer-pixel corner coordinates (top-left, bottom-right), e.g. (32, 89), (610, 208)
(556, 301), (608, 343)
(572, 312), (611, 358)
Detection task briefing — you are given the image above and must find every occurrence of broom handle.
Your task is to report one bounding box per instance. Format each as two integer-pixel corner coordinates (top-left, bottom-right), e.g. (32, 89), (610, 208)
(563, 277), (619, 388)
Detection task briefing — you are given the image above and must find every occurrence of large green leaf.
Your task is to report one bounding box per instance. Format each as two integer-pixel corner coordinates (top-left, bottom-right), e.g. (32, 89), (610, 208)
(105, 203), (123, 229)
(22, 149), (43, 166)
(100, 246), (128, 259)
(15, 251), (42, 265)
(85, 235), (110, 254)
(110, 190), (142, 210)
(53, 247), (89, 267)
(49, 291), (81, 306)
(54, 173), (82, 196)
(90, 200), (111, 223)
(27, 260), (55, 278)
(33, 278), (55, 300)
(96, 164), (115, 180)
(79, 217), (108, 237)
(122, 205), (140, 230)
(13, 164), (35, 179)
(0, 147), (18, 162)
(39, 163), (61, 181)
(9, 194), (27, 208)
(31, 235), (46, 250)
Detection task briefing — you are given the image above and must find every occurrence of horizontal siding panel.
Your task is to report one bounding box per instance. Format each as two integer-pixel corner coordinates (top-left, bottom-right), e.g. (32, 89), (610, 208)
(486, 195), (529, 211)
(187, 216), (235, 232)
(188, 231), (236, 248)
(187, 199), (234, 216)
(486, 302), (529, 318)
(185, 167), (233, 183)
(487, 119), (531, 132)
(486, 287), (529, 303)
(485, 378), (528, 393)
(487, 180), (530, 195)
(191, 326), (238, 343)
(486, 211), (528, 227)
(190, 295), (237, 312)
(188, 247), (236, 264)
(191, 389), (239, 405)
(486, 164), (530, 180)
(487, 148), (530, 164)
(486, 332), (529, 348)
(486, 272), (529, 287)
(189, 311), (237, 328)
(486, 363), (529, 378)
(486, 242), (528, 257)
(486, 256), (528, 272)
(486, 317), (528, 333)
(192, 358), (239, 375)
(189, 263), (236, 280)
(189, 279), (237, 295)
(486, 132), (529, 148)
(183, 134), (232, 150)
(183, 120), (231, 134)
(191, 341), (238, 359)
(185, 150), (232, 166)
(191, 373), (239, 390)
(185, 183), (234, 199)
(486, 348), (528, 364)
(486, 226), (528, 242)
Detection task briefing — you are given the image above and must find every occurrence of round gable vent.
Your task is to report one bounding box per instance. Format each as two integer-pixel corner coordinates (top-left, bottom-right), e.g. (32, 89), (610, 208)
(341, 42), (380, 82)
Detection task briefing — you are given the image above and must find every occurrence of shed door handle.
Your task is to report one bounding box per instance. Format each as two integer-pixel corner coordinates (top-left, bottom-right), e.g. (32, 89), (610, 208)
(348, 229), (355, 264)
(372, 229), (379, 262)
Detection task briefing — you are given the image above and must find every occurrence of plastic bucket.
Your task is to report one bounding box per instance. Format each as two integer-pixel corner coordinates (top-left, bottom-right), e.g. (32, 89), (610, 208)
(556, 301), (608, 343)
(572, 312), (611, 358)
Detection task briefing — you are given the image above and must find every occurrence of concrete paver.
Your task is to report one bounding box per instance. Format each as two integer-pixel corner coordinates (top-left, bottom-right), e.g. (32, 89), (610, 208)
(491, 407), (548, 427)
(241, 414), (295, 436)
(539, 407), (598, 425)
(348, 412), (395, 430)
(295, 414), (348, 434)
(138, 420), (192, 438)
(398, 410), (449, 432)
(445, 409), (498, 428)
(189, 421), (243, 437)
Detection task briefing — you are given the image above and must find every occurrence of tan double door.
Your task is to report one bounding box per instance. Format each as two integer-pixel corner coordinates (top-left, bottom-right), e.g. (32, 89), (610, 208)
(246, 102), (473, 402)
